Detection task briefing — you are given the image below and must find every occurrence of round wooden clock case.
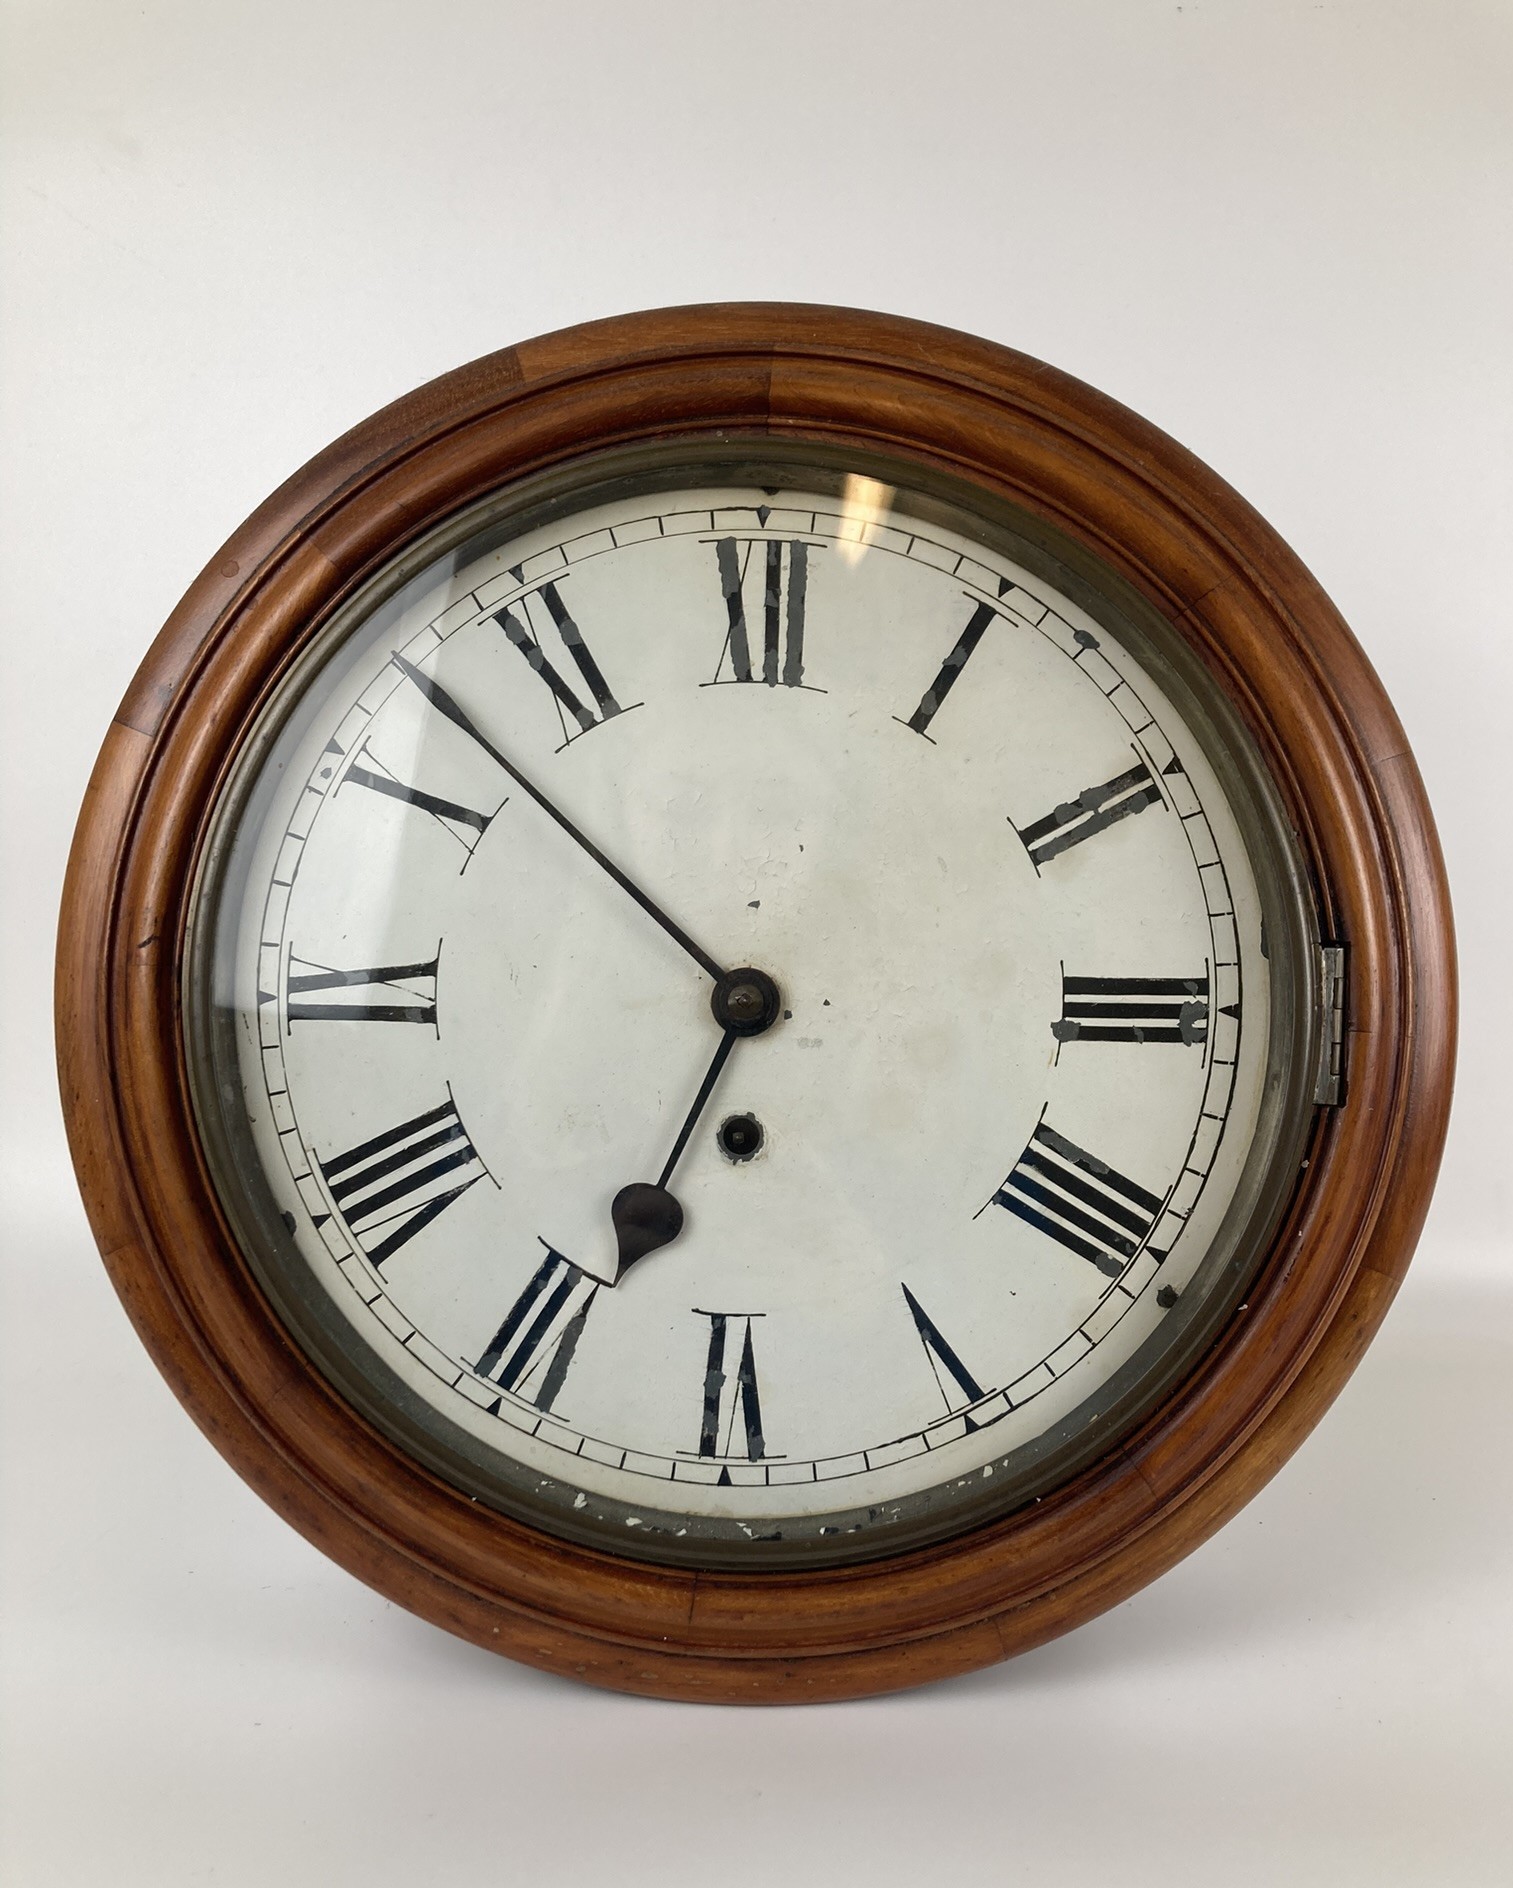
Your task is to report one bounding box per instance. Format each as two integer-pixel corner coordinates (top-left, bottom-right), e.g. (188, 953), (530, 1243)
(56, 305), (1454, 1702)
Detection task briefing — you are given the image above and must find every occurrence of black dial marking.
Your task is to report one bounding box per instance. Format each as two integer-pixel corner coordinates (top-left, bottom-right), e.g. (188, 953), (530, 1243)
(901, 1283), (986, 1411)
(1053, 973), (1210, 1046)
(318, 1097), (484, 1267)
(710, 536), (814, 687)
(696, 1312), (766, 1467)
(994, 1122), (1163, 1279)
(344, 745), (502, 860)
(901, 597), (1000, 738)
(392, 653), (726, 981)
(1015, 758), (1164, 867)
(284, 949), (440, 1026)
(475, 1244), (598, 1412)
(494, 577), (623, 741)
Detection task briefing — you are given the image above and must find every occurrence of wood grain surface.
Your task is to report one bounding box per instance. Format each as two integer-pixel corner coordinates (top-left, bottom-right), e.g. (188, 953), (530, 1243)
(55, 305), (1455, 1702)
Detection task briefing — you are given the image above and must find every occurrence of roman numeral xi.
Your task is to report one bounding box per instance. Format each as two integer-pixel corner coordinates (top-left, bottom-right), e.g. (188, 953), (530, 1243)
(994, 1121), (1164, 1280)
(494, 576), (624, 741)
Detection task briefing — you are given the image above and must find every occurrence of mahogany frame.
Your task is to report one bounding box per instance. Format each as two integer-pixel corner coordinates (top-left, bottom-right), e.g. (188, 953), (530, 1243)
(56, 305), (1455, 1702)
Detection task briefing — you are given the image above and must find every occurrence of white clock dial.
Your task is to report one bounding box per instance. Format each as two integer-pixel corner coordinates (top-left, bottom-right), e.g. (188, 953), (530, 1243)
(193, 460), (1287, 1561)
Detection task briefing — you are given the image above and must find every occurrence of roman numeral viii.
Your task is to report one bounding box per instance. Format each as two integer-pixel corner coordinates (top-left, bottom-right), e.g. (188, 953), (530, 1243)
(1015, 758), (1164, 867)
(994, 1122), (1164, 1280)
(710, 536), (815, 687)
(493, 576), (624, 741)
(318, 1096), (485, 1267)
(697, 1311), (766, 1472)
(1052, 973), (1210, 1046)
(475, 1245), (597, 1413)
(284, 948), (439, 1026)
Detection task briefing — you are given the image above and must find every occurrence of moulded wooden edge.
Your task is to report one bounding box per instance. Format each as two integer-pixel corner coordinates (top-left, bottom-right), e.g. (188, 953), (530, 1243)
(56, 305), (1456, 1702)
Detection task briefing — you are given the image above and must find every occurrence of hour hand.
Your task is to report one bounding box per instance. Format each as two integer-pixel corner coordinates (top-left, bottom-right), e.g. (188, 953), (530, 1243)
(611, 970), (783, 1280)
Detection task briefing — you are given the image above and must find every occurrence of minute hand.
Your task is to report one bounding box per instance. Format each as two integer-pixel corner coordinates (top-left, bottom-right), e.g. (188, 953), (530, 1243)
(393, 654), (725, 981)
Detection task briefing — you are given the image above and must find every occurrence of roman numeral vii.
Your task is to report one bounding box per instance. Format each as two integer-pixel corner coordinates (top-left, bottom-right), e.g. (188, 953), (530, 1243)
(475, 1244), (598, 1413)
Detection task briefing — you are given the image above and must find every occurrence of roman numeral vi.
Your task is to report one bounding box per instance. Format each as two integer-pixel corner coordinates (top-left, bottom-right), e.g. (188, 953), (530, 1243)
(697, 1311), (766, 1471)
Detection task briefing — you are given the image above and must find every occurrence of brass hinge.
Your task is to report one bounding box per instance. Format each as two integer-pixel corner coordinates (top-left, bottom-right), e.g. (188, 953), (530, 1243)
(1313, 944), (1347, 1106)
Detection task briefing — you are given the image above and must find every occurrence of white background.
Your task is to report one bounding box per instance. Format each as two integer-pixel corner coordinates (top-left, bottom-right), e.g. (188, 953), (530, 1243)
(2, 3), (1509, 1883)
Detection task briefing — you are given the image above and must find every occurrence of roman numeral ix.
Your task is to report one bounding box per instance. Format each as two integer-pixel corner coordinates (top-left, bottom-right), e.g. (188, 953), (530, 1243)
(475, 1244), (597, 1414)
(710, 535), (814, 687)
(494, 576), (624, 740)
(1015, 758), (1164, 867)
(283, 948), (439, 1026)
(994, 1121), (1164, 1280)
(697, 1311), (766, 1473)
(318, 1096), (485, 1268)
(1052, 973), (1210, 1046)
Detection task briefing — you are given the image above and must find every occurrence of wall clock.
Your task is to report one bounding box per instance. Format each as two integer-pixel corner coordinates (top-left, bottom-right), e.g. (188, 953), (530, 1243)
(57, 305), (1454, 1702)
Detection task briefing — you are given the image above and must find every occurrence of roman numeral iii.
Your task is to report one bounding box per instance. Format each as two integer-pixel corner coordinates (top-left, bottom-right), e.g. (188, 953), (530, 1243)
(475, 1245), (598, 1413)
(696, 1311), (766, 1470)
(1015, 759), (1164, 866)
(1052, 973), (1210, 1046)
(284, 949), (439, 1026)
(493, 576), (624, 740)
(994, 1121), (1164, 1279)
(709, 536), (815, 686)
(318, 1096), (485, 1267)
